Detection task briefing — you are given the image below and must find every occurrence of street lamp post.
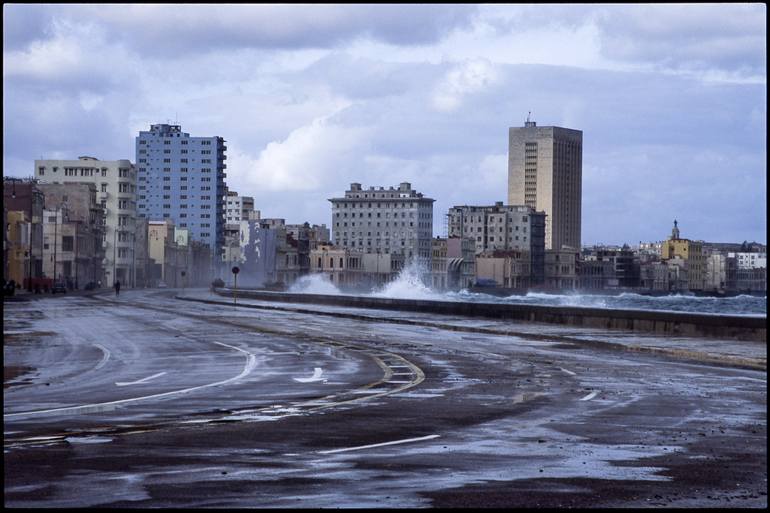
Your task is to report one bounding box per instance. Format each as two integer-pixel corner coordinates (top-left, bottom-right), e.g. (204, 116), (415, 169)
(53, 207), (58, 283)
(113, 227), (117, 287)
(131, 230), (136, 288)
(74, 225), (79, 289)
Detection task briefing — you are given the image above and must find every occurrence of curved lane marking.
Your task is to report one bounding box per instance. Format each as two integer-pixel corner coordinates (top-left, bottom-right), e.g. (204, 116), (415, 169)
(294, 367), (325, 383)
(94, 344), (111, 370)
(318, 434), (441, 455)
(115, 372), (167, 387)
(5, 341), (257, 420)
(580, 390), (600, 401)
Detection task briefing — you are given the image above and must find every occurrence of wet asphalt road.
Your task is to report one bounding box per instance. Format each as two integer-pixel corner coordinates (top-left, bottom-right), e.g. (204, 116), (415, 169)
(4, 289), (767, 508)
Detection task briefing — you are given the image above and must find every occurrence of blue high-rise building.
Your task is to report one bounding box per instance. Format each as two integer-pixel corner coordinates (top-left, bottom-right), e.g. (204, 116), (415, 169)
(135, 123), (226, 259)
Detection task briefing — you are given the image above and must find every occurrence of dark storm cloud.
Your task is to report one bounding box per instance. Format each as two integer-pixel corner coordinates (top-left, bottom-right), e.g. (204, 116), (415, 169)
(2, 4), (55, 49)
(6, 4), (477, 56)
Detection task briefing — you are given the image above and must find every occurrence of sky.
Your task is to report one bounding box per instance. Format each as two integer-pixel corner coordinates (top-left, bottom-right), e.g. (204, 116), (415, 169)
(3, 3), (767, 245)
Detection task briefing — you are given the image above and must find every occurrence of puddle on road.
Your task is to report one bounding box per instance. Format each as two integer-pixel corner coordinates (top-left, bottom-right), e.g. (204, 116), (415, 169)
(64, 436), (114, 445)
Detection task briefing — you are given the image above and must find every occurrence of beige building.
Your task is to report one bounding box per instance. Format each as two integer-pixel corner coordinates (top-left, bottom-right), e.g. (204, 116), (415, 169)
(431, 236), (476, 290)
(660, 220), (704, 291)
(508, 117), (582, 251)
(476, 250), (532, 289)
(310, 243), (363, 288)
(35, 156), (137, 286)
(148, 220), (186, 287)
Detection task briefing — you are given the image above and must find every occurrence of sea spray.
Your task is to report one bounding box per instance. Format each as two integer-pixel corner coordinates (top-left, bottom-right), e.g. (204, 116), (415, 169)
(369, 260), (447, 300)
(288, 274), (342, 295)
(286, 271), (765, 315)
(497, 291), (765, 315)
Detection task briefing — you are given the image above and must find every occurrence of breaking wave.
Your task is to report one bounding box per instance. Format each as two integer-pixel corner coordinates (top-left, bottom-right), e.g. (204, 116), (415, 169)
(490, 291), (766, 315)
(368, 261), (445, 300)
(288, 274), (342, 295)
(288, 266), (766, 315)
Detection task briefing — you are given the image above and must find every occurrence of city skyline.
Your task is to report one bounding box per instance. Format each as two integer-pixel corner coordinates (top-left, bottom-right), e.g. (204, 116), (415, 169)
(3, 3), (767, 245)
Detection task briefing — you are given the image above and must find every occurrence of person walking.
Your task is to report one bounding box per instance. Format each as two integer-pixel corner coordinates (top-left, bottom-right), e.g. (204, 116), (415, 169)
(114, 280), (121, 296)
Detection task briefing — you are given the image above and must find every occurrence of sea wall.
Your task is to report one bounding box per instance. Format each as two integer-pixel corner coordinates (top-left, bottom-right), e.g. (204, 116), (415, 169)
(215, 289), (766, 342)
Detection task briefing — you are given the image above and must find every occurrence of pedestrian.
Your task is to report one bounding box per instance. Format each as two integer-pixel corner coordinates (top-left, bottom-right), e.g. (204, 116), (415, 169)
(114, 280), (121, 296)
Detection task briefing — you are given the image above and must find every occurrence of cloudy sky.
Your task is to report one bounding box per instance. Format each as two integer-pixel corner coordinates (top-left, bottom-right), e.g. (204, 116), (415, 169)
(3, 3), (766, 245)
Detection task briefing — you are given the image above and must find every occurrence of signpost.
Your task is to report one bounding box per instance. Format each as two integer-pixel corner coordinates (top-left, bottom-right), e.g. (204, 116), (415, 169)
(231, 266), (239, 305)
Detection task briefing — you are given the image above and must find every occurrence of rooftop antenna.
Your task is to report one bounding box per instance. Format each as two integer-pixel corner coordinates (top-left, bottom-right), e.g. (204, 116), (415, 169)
(525, 111), (536, 127)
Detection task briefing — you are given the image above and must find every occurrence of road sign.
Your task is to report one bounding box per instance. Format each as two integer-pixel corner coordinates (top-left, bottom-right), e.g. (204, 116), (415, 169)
(232, 266), (240, 275)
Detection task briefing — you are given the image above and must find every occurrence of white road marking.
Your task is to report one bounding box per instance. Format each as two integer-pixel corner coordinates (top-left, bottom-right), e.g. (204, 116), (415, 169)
(318, 434), (440, 455)
(294, 367), (325, 383)
(5, 341), (257, 420)
(94, 344), (111, 370)
(559, 367), (577, 376)
(580, 390), (600, 401)
(115, 372), (167, 387)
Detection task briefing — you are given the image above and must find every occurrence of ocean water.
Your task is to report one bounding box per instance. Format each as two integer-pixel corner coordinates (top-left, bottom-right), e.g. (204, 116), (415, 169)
(288, 263), (766, 316)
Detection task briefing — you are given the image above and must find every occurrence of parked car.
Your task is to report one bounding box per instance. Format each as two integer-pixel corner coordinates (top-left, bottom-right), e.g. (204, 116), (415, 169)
(83, 281), (97, 290)
(157, 280), (168, 288)
(51, 281), (67, 294)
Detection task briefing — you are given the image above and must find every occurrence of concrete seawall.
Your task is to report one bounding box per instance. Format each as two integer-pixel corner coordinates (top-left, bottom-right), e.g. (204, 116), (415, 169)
(216, 289), (766, 342)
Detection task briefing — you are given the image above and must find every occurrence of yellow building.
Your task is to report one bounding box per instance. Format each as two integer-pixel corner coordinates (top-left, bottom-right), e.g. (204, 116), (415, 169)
(6, 211), (30, 285)
(660, 220), (704, 291)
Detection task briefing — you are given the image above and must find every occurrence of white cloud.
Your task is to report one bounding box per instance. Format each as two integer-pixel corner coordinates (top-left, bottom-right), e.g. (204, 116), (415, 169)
(241, 111), (372, 193)
(431, 58), (499, 112)
(78, 92), (103, 111)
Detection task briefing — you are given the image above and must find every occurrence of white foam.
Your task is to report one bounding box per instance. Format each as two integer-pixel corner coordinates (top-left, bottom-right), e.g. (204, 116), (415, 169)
(368, 261), (446, 301)
(289, 274), (342, 295)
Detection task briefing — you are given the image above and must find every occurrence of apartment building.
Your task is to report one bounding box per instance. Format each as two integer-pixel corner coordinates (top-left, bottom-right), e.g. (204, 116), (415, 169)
(329, 182), (434, 262)
(447, 202), (545, 284)
(38, 182), (105, 287)
(34, 156), (137, 286)
(135, 123), (226, 262)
